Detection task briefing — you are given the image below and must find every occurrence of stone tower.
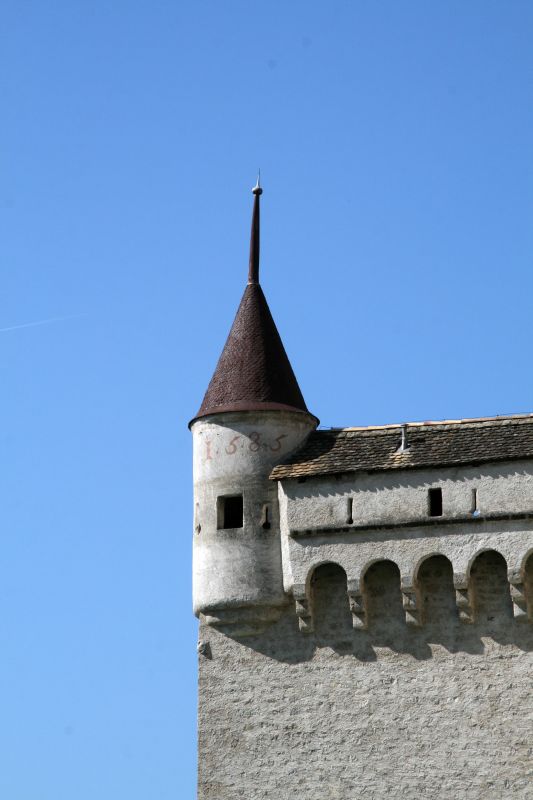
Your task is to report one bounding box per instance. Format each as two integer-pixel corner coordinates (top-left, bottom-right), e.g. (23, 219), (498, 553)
(190, 180), (317, 635)
(191, 185), (533, 800)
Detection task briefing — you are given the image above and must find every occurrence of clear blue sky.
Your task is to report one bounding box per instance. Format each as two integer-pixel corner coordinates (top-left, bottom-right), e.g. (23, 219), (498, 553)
(2, 2), (532, 797)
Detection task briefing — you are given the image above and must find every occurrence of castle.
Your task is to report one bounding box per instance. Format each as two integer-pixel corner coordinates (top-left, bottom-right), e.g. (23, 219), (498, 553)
(190, 183), (533, 799)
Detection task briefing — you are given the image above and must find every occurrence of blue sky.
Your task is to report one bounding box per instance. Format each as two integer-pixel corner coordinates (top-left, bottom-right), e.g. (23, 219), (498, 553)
(2, 2), (533, 797)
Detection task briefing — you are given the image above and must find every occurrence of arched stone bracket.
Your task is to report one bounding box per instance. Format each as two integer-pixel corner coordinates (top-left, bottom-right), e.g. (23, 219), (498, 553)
(293, 583), (314, 633)
(401, 577), (420, 627)
(508, 569), (529, 622)
(453, 573), (473, 623)
(347, 579), (366, 629)
(290, 551), (533, 633)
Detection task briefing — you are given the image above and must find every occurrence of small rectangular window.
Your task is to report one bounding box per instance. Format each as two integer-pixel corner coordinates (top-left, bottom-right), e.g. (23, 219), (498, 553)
(428, 488), (442, 517)
(261, 504), (271, 530)
(218, 495), (243, 529)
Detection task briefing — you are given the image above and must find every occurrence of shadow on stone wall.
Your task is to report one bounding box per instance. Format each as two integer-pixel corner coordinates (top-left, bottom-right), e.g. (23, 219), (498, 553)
(290, 463), (533, 499)
(224, 556), (533, 664)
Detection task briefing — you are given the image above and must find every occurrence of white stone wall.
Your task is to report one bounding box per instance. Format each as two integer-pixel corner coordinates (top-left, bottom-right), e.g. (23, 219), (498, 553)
(279, 461), (533, 606)
(281, 460), (533, 533)
(192, 410), (315, 621)
(197, 600), (533, 800)
(197, 458), (533, 798)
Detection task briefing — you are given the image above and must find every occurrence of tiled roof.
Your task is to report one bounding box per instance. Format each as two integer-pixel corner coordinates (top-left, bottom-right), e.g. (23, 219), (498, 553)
(270, 414), (533, 480)
(193, 282), (311, 421)
(192, 187), (314, 424)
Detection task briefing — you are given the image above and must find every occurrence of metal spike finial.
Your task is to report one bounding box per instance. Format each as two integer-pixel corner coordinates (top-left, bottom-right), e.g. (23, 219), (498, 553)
(252, 170), (263, 196)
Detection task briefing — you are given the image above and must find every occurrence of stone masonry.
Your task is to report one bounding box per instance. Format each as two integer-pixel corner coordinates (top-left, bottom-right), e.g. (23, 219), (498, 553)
(196, 451), (533, 799)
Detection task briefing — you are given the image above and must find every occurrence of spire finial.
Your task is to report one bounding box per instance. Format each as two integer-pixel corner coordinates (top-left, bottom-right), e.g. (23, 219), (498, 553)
(248, 173), (262, 283)
(252, 170), (263, 196)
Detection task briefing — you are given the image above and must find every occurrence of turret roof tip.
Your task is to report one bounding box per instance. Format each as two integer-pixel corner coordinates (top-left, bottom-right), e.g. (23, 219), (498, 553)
(191, 183), (316, 426)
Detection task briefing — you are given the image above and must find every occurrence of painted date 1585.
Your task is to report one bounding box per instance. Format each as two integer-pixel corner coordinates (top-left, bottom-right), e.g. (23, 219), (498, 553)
(223, 432), (287, 455)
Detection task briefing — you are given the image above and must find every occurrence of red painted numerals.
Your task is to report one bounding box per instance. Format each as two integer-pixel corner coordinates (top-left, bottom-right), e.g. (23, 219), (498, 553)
(207, 432), (289, 460)
(225, 435), (241, 455)
(248, 432), (288, 453)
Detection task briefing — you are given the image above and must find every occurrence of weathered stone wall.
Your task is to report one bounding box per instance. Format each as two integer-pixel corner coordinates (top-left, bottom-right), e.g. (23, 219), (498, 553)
(196, 459), (533, 797)
(191, 410), (315, 620)
(279, 462), (533, 629)
(280, 461), (533, 533)
(197, 560), (533, 799)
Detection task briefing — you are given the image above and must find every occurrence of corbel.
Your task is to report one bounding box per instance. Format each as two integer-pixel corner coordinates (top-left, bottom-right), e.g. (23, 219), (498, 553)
(347, 579), (366, 629)
(401, 577), (420, 627)
(508, 568), (529, 623)
(293, 583), (313, 633)
(454, 573), (473, 623)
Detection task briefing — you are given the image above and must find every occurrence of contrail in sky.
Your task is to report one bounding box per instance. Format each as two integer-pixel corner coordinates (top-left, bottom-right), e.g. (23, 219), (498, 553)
(0, 313), (87, 333)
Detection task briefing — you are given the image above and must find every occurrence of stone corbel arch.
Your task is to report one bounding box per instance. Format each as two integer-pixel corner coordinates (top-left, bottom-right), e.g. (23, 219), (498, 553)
(403, 551), (447, 628)
(347, 558), (392, 631)
(402, 551), (450, 628)
(468, 547), (514, 624)
(508, 547), (533, 623)
(294, 559), (350, 634)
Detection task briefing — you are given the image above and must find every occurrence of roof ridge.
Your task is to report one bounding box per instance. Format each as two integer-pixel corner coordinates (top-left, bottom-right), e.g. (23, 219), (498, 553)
(319, 412), (533, 434)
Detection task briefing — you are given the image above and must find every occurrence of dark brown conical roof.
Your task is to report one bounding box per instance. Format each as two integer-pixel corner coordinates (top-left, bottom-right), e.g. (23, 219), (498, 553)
(192, 181), (315, 423)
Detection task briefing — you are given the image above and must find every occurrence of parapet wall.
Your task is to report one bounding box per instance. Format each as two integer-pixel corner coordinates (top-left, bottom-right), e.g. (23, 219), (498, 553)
(278, 460), (533, 632)
(280, 460), (533, 531)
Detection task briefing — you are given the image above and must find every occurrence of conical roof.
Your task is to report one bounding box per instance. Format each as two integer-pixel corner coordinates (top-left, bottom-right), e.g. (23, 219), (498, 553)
(192, 181), (314, 423)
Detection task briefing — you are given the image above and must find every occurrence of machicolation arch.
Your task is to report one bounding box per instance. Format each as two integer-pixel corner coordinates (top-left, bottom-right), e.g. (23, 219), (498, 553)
(469, 550), (513, 624)
(295, 547), (533, 635)
(417, 555), (457, 626)
(363, 560), (404, 632)
(311, 563), (352, 643)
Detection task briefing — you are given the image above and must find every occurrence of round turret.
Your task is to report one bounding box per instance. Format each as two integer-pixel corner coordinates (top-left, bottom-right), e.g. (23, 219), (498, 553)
(190, 181), (317, 634)
(192, 410), (315, 631)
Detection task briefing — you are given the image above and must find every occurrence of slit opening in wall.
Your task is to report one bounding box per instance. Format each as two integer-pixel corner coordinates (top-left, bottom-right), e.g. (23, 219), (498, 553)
(346, 497), (353, 525)
(261, 504), (271, 530)
(428, 487), (442, 517)
(471, 487), (480, 517)
(217, 495), (243, 529)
